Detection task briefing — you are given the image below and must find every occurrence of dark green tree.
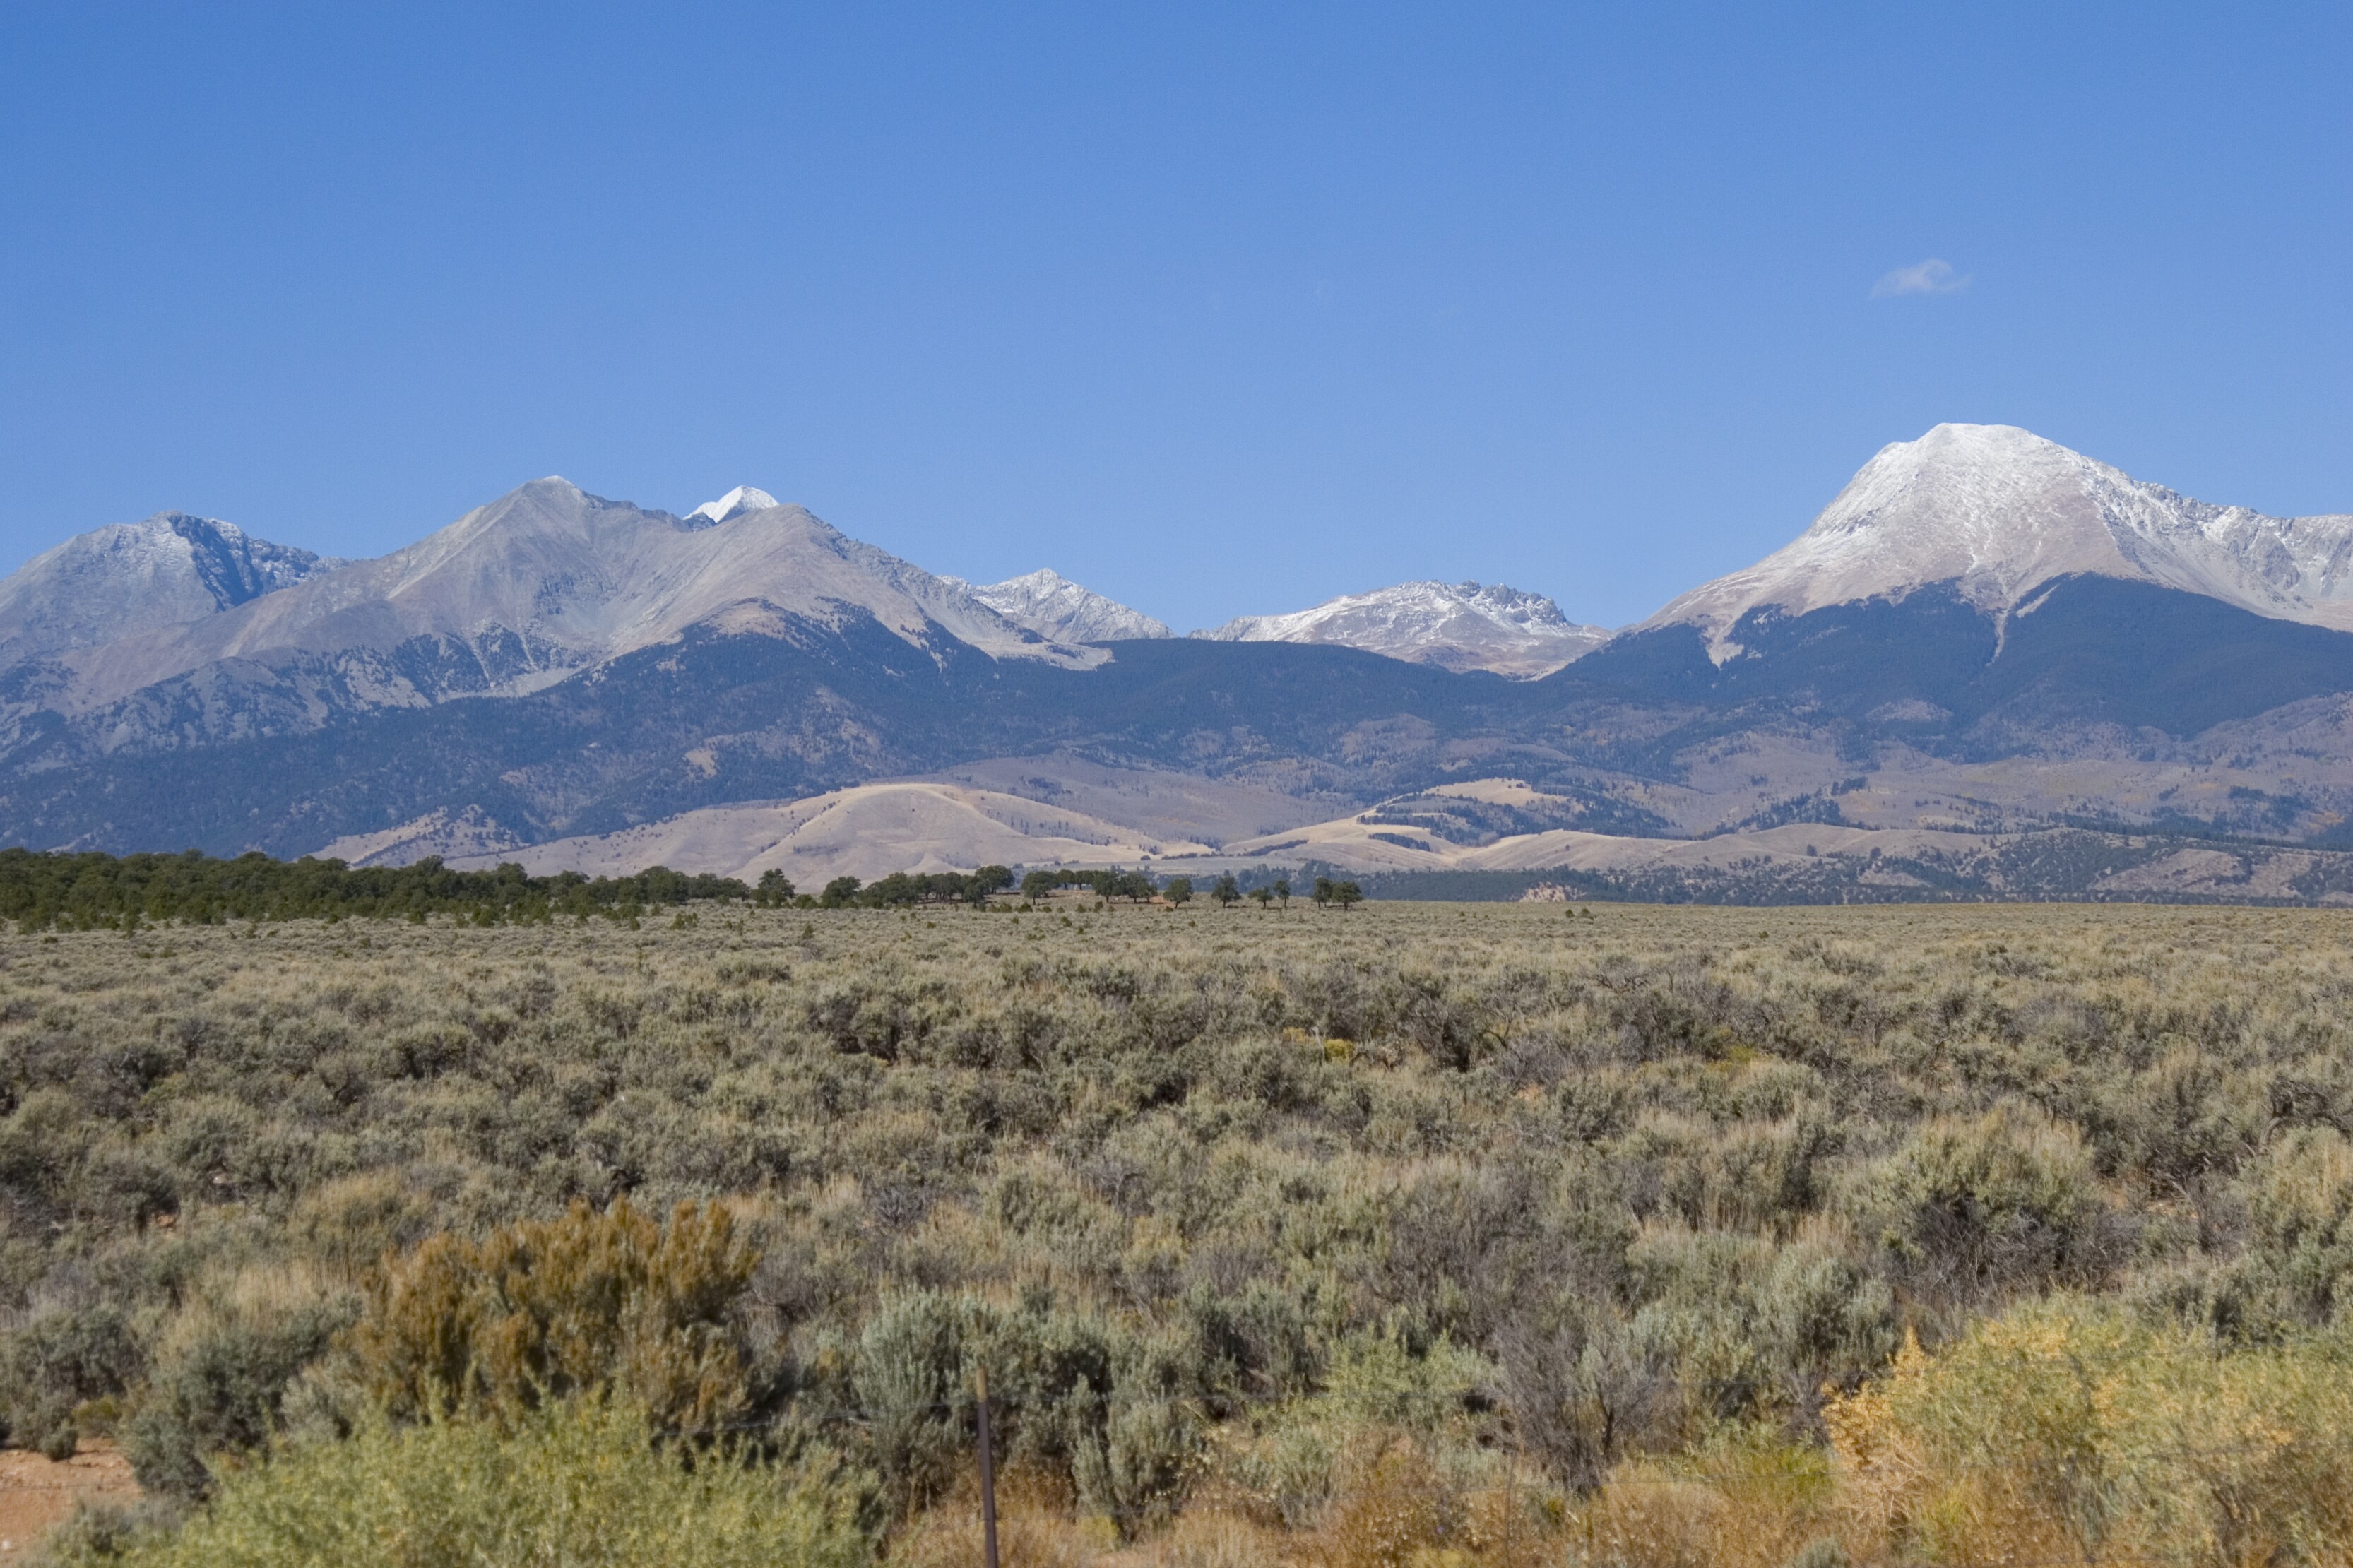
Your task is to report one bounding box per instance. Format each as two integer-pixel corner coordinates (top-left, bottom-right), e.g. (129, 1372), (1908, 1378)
(865, 874), (920, 907)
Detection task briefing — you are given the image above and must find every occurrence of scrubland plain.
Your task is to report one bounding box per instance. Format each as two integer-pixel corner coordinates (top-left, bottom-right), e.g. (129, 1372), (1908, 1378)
(7, 899), (2353, 1565)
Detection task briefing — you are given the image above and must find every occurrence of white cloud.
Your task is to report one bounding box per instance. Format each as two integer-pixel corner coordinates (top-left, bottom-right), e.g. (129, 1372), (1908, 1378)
(1871, 258), (1970, 299)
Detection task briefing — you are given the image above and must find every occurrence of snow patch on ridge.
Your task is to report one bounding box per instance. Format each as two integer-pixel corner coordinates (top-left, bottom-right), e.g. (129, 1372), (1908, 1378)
(1196, 581), (1608, 678)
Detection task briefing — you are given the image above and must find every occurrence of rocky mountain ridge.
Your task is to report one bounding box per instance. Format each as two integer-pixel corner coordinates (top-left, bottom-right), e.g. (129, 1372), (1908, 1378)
(2, 428), (2351, 898)
(1197, 580), (1609, 677)
(0, 511), (340, 664)
(956, 568), (1173, 644)
(4, 482), (1107, 736)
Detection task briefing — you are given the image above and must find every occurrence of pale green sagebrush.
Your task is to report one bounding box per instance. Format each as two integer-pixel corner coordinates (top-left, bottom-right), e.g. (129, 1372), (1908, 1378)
(61, 1398), (868, 1568)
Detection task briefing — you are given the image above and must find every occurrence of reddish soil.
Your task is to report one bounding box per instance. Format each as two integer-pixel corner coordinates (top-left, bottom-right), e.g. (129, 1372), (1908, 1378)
(0, 1443), (139, 1556)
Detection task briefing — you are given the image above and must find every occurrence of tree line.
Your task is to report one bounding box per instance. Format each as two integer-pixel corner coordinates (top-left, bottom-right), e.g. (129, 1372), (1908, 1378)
(1013, 868), (1361, 908)
(816, 868), (1363, 908)
(0, 848), (755, 931)
(0, 848), (1366, 932)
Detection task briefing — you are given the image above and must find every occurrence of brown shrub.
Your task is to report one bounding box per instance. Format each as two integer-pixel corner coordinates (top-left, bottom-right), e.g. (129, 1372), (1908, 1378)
(1300, 1442), (1561, 1568)
(1825, 1298), (2353, 1568)
(344, 1195), (756, 1430)
(1570, 1433), (1831, 1568)
(1310, 1442), (1453, 1568)
(887, 1466), (1101, 1568)
(1128, 1507), (1293, 1568)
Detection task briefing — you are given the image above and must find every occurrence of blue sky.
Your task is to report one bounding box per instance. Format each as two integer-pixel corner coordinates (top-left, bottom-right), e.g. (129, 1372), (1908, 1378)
(2, 3), (2346, 631)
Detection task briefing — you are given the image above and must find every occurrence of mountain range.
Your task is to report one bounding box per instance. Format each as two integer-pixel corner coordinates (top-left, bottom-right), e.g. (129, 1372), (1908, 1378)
(6, 423), (2353, 903)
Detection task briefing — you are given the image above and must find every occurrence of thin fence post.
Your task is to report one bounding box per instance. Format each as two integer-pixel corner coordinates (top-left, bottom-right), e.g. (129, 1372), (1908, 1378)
(976, 1365), (1000, 1568)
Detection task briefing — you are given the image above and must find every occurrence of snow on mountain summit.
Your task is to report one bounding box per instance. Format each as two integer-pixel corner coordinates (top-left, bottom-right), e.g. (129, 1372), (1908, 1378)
(1196, 581), (1609, 678)
(30, 479), (1108, 717)
(1647, 423), (2353, 655)
(688, 486), (781, 526)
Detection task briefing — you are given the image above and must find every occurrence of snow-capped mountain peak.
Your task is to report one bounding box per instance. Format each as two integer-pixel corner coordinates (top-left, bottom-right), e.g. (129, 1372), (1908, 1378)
(1194, 580), (1608, 678)
(1646, 423), (2353, 657)
(961, 569), (1172, 643)
(688, 486), (781, 527)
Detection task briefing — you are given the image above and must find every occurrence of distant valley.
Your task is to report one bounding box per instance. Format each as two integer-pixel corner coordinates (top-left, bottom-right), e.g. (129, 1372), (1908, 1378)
(6, 423), (2353, 902)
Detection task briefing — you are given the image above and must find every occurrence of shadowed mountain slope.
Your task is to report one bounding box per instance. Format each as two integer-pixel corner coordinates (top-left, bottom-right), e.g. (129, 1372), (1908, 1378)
(1577, 576), (2353, 740)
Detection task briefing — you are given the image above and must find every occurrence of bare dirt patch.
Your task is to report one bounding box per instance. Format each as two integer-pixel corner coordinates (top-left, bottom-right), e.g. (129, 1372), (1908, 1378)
(0, 1444), (138, 1556)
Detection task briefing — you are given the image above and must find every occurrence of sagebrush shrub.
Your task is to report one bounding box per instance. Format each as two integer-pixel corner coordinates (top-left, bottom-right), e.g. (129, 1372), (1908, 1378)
(126, 1299), (355, 1497)
(57, 1398), (870, 1568)
(0, 1303), (141, 1451)
(2242, 1125), (2353, 1327)
(1845, 1103), (2104, 1310)
(11, 901), (2353, 1558)
(853, 1289), (967, 1511)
